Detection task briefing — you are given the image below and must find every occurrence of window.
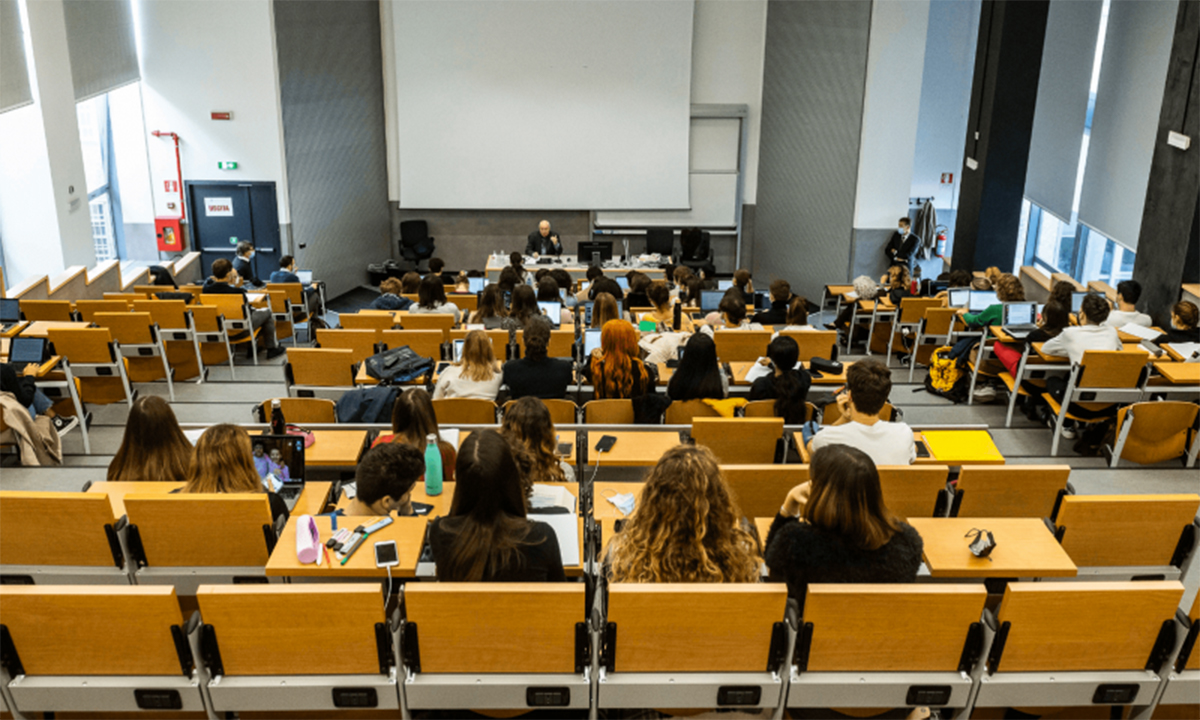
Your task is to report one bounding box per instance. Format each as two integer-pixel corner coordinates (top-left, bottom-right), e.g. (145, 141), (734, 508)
(75, 93), (124, 262)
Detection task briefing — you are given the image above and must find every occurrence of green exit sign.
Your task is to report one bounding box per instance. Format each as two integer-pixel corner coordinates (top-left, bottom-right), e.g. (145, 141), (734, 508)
(217, 160), (238, 170)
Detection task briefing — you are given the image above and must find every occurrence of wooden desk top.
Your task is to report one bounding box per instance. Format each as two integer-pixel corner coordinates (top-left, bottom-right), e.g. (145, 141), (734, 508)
(2, 354), (61, 376)
(906, 517), (1077, 578)
(1154, 362), (1200, 385)
(1032, 341), (1151, 362)
(1163, 344), (1199, 362)
(656, 360), (848, 388)
(1, 321), (28, 339)
(754, 517), (773, 548)
(246, 292), (267, 307)
(594, 481), (645, 520)
(588, 430), (681, 467)
(20, 320), (89, 338)
(267, 515), (429, 577)
(88, 481), (333, 519)
(825, 284), (854, 294)
(1117, 327), (1164, 343)
(306, 430), (368, 467)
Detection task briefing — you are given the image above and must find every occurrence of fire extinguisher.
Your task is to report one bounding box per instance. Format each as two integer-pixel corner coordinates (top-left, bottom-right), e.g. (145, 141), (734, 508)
(935, 226), (948, 258)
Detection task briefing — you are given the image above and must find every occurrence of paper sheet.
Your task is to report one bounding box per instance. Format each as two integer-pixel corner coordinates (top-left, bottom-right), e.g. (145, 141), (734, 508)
(1119, 324), (1159, 341)
(530, 483), (576, 513)
(538, 514), (581, 566)
(1167, 342), (1200, 360)
(744, 358), (774, 384)
(438, 428), (460, 448)
(183, 429), (206, 445)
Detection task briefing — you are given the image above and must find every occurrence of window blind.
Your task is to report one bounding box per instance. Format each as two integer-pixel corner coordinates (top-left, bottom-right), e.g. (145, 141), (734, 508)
(63, 0), (139, 102)
(0, 0), (32, 113)
(1023, 0), (1102, 224)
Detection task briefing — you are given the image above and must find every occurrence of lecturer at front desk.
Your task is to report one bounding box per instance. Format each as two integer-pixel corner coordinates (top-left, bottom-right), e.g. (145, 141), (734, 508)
(526, 220), (563, 257)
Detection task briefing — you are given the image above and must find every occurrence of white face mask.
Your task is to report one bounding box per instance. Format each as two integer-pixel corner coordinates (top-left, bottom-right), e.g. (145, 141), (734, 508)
(605, 492), (636, 517)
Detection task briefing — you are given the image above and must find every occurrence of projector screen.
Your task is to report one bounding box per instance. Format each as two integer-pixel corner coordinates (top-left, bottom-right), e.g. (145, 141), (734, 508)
(393, 0), (694, 210)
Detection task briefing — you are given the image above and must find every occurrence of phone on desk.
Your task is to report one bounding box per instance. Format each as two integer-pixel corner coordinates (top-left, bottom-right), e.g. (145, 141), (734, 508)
(374, 540), (399, 568)
(594, 435), (617, 453)
(915, 440), (931, 459)
(557, 442), (573, 456)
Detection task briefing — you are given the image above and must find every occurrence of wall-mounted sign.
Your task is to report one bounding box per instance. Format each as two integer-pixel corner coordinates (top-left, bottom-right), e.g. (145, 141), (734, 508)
(205, 197), (233, 217)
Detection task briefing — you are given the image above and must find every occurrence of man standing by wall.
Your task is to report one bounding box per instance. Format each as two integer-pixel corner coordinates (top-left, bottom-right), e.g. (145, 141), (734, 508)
(883, 217), (918, 267)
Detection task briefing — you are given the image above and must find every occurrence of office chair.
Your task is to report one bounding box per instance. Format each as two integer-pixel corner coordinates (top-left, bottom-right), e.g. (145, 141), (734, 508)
(679, 227), (714, 275)
(399, 220), (435, 271)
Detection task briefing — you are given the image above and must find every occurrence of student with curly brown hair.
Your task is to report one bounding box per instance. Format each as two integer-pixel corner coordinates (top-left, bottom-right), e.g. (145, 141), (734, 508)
(606, 445), (761, 583)
(501, 396), (574, 484)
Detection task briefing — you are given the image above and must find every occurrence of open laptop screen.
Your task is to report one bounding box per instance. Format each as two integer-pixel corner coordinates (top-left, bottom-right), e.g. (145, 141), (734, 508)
(700, 290), (723, 312)
(537, 301), (561, 327)
(717, 280), (733, 291)
(8, 337), (45, 365)
(615, 276), (630, 291)
(948, 288), (970, 308)
(251, 435), (306, 493)
(584, 329), (601, 356)
(468, 277), (486, 293)
(295, 270), (313, 285)
(968, 291), (999, 312)
(0, 298), (20, 323)
(1004, 303), (1036, 325)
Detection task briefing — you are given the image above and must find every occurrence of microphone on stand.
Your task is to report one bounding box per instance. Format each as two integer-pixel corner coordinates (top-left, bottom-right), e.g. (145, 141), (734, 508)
(623, 238), (630, 265)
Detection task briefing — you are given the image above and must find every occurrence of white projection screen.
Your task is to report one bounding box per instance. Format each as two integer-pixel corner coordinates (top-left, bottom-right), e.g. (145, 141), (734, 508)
(393, 0), (694, 210)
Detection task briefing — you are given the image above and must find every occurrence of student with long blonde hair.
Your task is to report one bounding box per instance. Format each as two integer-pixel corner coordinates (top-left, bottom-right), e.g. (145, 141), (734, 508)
(433, 330), (501, 400)
(107, 396), (193, 483)
(586, 319), (656, 400)
(501, 396), (574, 484)
(607, 445), (760, 583)
(590, 291), (623, 330)
(182, 424), (289, 521)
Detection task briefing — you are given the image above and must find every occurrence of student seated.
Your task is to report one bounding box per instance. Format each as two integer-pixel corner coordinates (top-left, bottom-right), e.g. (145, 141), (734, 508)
(667, 332), (728, 401)
(535, 276), (571, 326)
(411, 275), (462, 325)
(501, 396), (575, 483)
(373, 388), (456, 482)
(550, 268), (579, 309)
(751, 279), (793, 326)
(624, 272), (652, 309)
(0, 361), (77, 437)
(880, 264), (913, 306)
(342, 443), (425, 517)
(433, 330), (501, 401)
(508, 251), (526, 281)
(732, 267), (754, 298)
(371, 277), (414, 311)
(640, 280), (695, 332)
(590, 291), (626, 329)
(1049, 278), (1074, 309)
(585, 319), (658, 400)
(748, 336), (812, 423)
(452, 271), (471, 294)
(182, 424), (289, 522)
(956, 272), (1024, 328)
(606, 445), (761, 582)
(497, 266), (523, 296)
(808, 358), (915, 465)
(502, 316), (573, 400)
(469, 284), (520, 331)
(579, 265), (603, 302)
(1152, 300), (1200, 346)
(1039, 293), (1122, 365)
(506, 284), (540, 329)
(231, 241), (263, 288)
(107, 396), (192, 483)
(1102, 280), (1152, 328)
(427, 257), (457, 286)
(829, 275), (884, 331)
(771, 297), (815, 337)
(764, 444), (923, 603)
(932, 269), (972, 301)
(202, 258), (284, 359)
(400, 271), (422, 295)
(590, 276), (625, 306)
(429, 429), (565, 581)
(703, 293), (765, 332)
(269, 254), (321, 315)
(994, 299), (1070, 377)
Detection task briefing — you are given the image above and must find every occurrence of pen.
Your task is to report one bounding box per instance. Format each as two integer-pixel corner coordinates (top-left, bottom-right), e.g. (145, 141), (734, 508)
(322, 546), (330, 567)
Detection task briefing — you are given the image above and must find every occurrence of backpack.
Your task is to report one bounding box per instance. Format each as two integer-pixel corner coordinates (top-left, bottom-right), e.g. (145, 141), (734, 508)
(364, 345), (435, 385)
(923, 346), (971, 404)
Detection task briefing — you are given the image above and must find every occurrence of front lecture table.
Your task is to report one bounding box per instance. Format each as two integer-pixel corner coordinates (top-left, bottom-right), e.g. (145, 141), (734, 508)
(485, 256), (665, 283)
(906, 517), (1077, 579)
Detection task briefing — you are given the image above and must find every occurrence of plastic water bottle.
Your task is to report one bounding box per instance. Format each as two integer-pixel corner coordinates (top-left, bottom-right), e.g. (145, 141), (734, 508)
(424, 433), (443, 496)
(270, 399), (286, 435)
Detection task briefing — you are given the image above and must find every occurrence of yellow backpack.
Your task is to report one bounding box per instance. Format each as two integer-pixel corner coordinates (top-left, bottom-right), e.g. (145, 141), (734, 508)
(924, 346), (969, 403)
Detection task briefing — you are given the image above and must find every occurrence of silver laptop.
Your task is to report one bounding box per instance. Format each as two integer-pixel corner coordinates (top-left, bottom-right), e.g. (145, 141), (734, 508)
(1000, 303), (1039, 339)
(967, 290), (999, 312)
(295, 270), (313, 285)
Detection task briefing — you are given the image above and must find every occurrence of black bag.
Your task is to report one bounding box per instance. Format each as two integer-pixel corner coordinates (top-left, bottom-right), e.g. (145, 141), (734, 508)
(364, 345), (434, 384)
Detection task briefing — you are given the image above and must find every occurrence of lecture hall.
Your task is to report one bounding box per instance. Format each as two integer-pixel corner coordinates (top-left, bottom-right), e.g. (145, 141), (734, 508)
(1, 0), (1198, 718)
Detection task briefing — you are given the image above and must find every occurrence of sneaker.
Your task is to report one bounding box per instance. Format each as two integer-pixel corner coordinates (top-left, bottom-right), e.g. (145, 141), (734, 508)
(972, 385), (997, 403)
(824, 323), (838, 330)
(265, 347), (287, 360)
(1060, 424), (1077, 440)
(49, 415), (79, 437)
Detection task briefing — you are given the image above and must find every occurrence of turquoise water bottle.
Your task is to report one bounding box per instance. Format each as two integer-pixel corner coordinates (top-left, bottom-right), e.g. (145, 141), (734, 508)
(424, 433), (443, 496)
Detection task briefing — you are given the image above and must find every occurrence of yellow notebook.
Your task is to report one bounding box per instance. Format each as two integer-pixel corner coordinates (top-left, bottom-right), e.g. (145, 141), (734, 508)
(921, 430), (1005, 464)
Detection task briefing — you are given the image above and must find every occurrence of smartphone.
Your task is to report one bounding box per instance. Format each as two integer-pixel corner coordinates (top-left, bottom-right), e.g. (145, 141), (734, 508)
(557, 442), (573, 456)
(374, 540), (399, 568)
(453, 339), (464, 362)
(915, 440), (932, 459)
(594, 435), (617, 453)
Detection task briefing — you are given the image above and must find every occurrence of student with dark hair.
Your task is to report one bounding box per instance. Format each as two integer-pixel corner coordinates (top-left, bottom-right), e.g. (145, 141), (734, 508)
(1049, 280), (1075, 310)
(1040, 293), (1122, 365)
(411, 274), (461, 324)
(232, 241), (262, 287)
(667, 332), (727, 401)
(509, 251), (526, 280)
(1102, 280), (1151, 328)
(590, 276), (624, 304)
(640, 281), (695, 332)
(1, 362), (77, 438)
(578, 265), (604, 303)
(502, 316), (573, 400)
(1152, 301), (1200, 346)
(373, 388), (456, 483)
(706, 293), (764, 331)
(808, 358), (915, 465)
(202, 259), (284, 358)
(732, 268), (753, 299)
(429, 430), (566, 581)
(751, 279), (792, 326)
(427, 257), (456, 286)
(371, 277), (413, 311)
(508, 284), (539, 327)
(748, 336), (812, 423)
(469, 284), (520, 332)
(994, 300), (1071, 377)
(400, 271), (422, 294)
(342, 443), (425, 517)
(772, 297), (813, 336)
(269, 254), (321, 315)
(764, 444), (923, 603)
(498, 266), (523, 296)
(549, 268), (578, 308)
(624, 273), (652, 309)
(884, 217), (918, 267)
(535, 276), (570, 326)
(108, 396), (191, 482)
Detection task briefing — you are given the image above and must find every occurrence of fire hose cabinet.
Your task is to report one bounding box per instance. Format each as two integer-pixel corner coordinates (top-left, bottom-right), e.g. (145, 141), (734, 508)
(156, 216), (184, 252)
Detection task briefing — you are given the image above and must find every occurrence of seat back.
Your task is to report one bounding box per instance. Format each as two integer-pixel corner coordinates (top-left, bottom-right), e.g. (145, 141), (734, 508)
(1054, 494), (1200, 568)
(691, 417), (784, 464)
(124, 493), (275, 567)
(432, 398), (498, 424)
(803, 584), (987, 671)
(105, 292), (146, 305)
(196, 584), (386, 675)
(744, 399), (816, 423)
(0, 491), (122, 568)
(720, 465), (809, 519)
(584, 399), (634, 424)
(199, 293), (250, 321)
(606, 584), (788, 672)
(504, 398), (577, 425)
(404, 583), (584, 673)
(897, 297), (944, 324)
(285, 348), (355, 388)
(46, 327), (115, 364)
(822, 401), (895, 425)
(380, 329), (444, 361)
(341, 312), (395, 331)
(267, 290), (293, 340)
(190, 304), (224, 333)
(548, 329), (576, 358)
(664, 398), (720, 424)
(712, 330), (772, 362)
(0, 586), (186, 675)
(1075, 349), (1150, 389)
(922, 307), (964, 336)
(259, 397), (337, 424)
(398, 312), (456, 339)
(400, 219), (430, 246)
(779, 330), (839, 362)
(317, 328), (379, 363)
(133, 299), (190, 330)
(20, 299), (73, 321)
(266, 281), (306, 305)
(75, 300), (129, 323)
(953, 465), (1071, 518)
(94, 311), (156, 345)
(992, 580), (1183, 672)
(1115, 402), (1200, 465)
(876, 465), (950, 520)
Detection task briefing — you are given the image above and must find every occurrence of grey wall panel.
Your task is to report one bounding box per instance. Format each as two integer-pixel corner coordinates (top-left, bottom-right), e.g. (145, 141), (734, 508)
(63, 0), (139, 101)
(0, 0), (32, 113)
(274, 0), (391, 299)
(753, 0), (871, 300)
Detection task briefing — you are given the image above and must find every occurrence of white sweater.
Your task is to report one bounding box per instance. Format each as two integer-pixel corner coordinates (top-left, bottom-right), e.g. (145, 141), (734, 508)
(1039, 324), (1123, 365)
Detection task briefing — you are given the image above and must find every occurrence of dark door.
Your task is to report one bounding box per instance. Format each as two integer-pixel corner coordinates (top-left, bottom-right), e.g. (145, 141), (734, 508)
(186, 181), (280, 280)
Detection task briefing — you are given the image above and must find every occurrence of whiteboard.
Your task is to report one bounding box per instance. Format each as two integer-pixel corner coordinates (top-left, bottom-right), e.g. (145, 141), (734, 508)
(594, 173), (738, 227)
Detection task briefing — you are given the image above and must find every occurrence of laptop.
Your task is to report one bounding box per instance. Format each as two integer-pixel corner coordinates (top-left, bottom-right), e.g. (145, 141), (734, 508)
(295, 270), (314, 285)
(700, 290), (723, 313)
(948, 288), (970, 308)
(967, 290), (999, 312)
(538, 301), (562, 328)
(8, 337), (46, 366)
(252, 434), (307, 510)
(1000, 303), (1039, 339)
(1070, 291), (1093, 313)
(753, 291), (770, 310)
(615, 276), (630, 291)
(0, 298), (21, 331)
(584, 329), (601, 356)
(717, 280), (734, 291)
(468, 276), (486, 294)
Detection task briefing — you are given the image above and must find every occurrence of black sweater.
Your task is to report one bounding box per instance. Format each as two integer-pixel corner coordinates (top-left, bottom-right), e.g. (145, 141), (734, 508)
(763, 513), (923, 607)
(429, 516), (566, 582)
(0, 363), (38, 408)
(502, 356), (574, 400)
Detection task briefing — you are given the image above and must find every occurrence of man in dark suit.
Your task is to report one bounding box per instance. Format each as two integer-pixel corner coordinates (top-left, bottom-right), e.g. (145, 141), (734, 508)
(232, 241), (263, 287)
(525, 220), (563, 257)
(884, 217), (919, 267)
